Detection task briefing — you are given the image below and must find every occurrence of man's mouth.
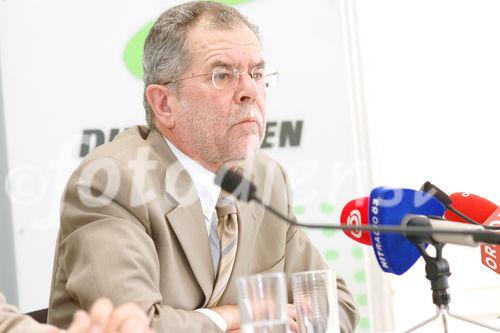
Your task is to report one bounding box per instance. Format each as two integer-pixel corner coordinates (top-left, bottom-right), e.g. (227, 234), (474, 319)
(229, 105), (264, 130)
(237, 117), (259, 125)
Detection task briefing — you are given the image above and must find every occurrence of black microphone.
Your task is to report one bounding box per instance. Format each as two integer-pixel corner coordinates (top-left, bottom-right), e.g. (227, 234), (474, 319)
(215, 168), (500, 246)
(420, 181), (452, 208)
(215, 165), (257, 202)
(421, 181), (500, 230)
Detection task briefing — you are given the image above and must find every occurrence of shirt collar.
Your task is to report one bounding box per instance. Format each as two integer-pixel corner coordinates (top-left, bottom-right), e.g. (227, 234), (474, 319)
(163, 137), (221, 217)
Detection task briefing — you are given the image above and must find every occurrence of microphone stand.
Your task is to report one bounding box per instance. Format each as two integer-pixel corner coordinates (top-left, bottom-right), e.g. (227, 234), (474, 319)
(403, 242), (500, 332)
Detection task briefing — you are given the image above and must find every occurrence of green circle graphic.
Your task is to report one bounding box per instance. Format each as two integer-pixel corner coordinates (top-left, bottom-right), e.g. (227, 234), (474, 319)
(354, 271), (366, 283)
(359, 318), (370, 330)
(356, 293), (368, 306)
(320, 202), (334, 214)
(352, 247), (364, 259)
(293, 206), (305, 215)
(124, 21), (154, 79)
(324, 249), (339, 261)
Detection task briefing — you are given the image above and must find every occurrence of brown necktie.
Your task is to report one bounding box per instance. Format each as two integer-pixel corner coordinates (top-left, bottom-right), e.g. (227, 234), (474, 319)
(207, 194), (239, 307)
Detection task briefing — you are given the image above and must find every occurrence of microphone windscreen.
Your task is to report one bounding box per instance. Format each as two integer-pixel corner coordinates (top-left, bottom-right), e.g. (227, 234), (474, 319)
(215, 166), (257, 202)
(445, 192), (498, 223)
(369, 187), (446, 275)
(340, 197), (372, 245)
(446, 193), (500, 275)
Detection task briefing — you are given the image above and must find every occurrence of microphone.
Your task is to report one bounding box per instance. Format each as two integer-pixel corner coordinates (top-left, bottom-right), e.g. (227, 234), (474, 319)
(339, 190), (495, 274)
(340, 197), (372, 245)
(339, 192), (434, 275)
(214, 168), (500, 248)
(215, 165), (257, 202)
(421, 181), (500, 230)
(445, 192), (498, 224)
(445, 193), (500, 274)
(420, 181), (452, 208)
(368, 187), (445, 274)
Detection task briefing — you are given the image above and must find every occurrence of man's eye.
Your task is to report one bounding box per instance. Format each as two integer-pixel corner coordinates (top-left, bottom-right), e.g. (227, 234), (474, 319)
(252, 72), (264, 81)
(215, 72), (230, 81)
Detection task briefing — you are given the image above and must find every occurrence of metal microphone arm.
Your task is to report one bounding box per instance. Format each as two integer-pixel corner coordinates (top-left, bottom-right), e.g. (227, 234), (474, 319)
(215, 167), (500, 246)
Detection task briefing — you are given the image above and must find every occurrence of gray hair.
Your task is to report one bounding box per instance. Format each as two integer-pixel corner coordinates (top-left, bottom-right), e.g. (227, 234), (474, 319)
(142, 1), (261, 128)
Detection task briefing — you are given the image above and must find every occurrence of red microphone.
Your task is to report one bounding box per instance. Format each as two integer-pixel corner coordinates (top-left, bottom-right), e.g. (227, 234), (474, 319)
(445, 192), (500, 274)
(340, 197), (372, 245)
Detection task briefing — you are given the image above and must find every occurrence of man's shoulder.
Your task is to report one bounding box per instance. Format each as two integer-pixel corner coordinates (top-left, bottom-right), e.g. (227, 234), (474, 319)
(81, 125), (153, 164)
(243, 151), (288, 186)
(65, 125), (171, 189)
(245, 150), (283, 168)
(253, 150), (278, 166)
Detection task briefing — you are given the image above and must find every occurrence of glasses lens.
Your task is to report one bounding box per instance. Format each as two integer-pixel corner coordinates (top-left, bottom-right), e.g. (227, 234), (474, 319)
(212, 65), (279, 89)
(212, 67), (238, 90)
(252, 64), (278, 88)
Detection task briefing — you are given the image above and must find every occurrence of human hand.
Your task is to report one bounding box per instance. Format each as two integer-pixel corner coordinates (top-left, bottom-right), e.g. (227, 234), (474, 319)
(211, 304), (240, 331)
(216, 303), (297, 332)
(64, 298), (154, 333)
(287, 303), (298, 332)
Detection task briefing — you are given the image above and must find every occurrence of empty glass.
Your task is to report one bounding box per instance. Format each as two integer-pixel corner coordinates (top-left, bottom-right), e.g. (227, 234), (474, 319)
(291, 270), (340, 333)
(237, 272), (288, 333)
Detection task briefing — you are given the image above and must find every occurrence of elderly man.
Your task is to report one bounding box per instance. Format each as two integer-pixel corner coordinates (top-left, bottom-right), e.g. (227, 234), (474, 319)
(1, 292), (153, 333)
(48, 1), (359, 332)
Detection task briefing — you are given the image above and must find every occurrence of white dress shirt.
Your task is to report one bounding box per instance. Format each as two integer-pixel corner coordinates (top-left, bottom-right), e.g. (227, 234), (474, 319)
(164, 138), (227, 332)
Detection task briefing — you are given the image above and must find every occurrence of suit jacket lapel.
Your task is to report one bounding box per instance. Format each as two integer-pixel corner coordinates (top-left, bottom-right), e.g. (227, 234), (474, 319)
(167, 203), (215, 303)
(147, 129), (215, 304)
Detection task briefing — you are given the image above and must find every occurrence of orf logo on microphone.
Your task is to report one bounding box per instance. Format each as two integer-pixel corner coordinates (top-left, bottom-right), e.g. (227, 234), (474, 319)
(348, 210), (363, 239)
(481, 208), (500, 275)
(340, 197), (372, 245)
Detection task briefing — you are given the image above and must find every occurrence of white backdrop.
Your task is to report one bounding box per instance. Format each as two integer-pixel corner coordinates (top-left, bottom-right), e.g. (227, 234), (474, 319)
(356, 0), (500, 331)
(0, 0), (378, 331)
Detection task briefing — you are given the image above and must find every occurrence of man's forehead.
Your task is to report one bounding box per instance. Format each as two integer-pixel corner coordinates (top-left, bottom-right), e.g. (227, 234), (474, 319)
(185, 21), (262, 64)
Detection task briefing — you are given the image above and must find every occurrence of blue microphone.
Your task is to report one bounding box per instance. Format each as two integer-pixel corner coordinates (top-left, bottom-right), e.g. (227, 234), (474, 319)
(369, 187), (446, 275)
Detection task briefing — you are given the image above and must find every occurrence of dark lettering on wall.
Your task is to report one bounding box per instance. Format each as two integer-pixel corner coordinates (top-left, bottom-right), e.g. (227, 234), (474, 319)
(261, 120), (303, 149)
(261, 121), (277, 148)
(279, 121), (302, 147)
(79, 121), (304, 158)
(80, 129), (105, 158)
(79, 128), (123, 158)
(109, 128), (121, 142)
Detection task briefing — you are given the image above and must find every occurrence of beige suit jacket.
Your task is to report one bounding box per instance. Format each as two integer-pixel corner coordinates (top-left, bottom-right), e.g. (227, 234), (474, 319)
(0, 293), (46, 333)
(48, 126), (359, 332)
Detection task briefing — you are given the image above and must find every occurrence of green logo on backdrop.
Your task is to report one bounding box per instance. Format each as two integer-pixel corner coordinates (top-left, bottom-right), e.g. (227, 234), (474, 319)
(124, 0), (254, 79)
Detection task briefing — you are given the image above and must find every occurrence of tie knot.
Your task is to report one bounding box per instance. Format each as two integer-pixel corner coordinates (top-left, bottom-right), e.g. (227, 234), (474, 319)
(216, 194), (237, 217)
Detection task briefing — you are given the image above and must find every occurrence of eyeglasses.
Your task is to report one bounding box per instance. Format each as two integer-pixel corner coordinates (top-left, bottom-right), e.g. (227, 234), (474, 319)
(161, 64), (278, 90)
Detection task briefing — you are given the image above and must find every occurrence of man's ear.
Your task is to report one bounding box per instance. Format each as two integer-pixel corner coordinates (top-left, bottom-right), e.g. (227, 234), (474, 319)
(145, 84), (176, 129)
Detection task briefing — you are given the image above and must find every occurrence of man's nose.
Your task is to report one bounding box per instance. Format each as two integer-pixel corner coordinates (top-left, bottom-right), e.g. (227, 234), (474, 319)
(233, 72), (259, 104)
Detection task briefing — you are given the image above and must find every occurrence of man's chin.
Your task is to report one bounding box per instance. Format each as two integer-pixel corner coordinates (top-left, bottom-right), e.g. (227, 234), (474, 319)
(223, 140), (261, 163)
(241, 139), (262, 157)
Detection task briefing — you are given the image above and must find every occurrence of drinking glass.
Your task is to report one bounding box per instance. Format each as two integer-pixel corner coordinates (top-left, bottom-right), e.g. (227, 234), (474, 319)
(291, 270), (340, 333)
(237, 272), (288, 333)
